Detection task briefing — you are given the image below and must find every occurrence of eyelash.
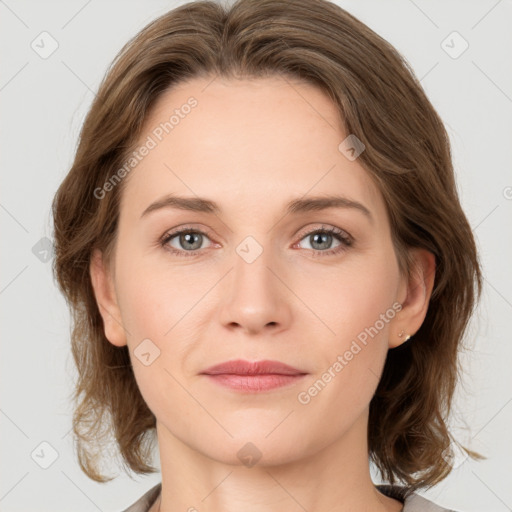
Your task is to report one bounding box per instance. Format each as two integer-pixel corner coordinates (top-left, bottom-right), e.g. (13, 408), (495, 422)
(159, 224), (353, 258)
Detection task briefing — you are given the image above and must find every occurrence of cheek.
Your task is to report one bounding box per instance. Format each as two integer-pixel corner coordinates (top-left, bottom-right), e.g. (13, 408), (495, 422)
(115, 252), (209, 341)
(116, 277), (167, 341)
(305, 250), (399, 341)
(297, 252), (399, 405)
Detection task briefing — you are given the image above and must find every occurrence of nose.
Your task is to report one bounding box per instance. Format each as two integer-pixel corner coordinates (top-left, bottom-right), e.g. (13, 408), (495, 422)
(218, 243), (292, 336)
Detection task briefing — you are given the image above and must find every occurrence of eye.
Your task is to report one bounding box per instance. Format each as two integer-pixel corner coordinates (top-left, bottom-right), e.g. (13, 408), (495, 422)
(294, 225), (353, 257)
(160, 226), (213, 257)
(160, 224), (353, 258)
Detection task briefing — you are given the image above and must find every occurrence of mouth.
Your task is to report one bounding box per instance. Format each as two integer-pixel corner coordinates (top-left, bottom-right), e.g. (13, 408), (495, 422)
(200, 359), (308, 392)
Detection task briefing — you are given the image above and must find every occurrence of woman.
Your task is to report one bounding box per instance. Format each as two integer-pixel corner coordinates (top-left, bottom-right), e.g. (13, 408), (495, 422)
(51, 0), (483, 511)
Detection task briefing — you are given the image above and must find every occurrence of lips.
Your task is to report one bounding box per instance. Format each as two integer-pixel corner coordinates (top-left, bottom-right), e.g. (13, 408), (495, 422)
(201, 359), (307, 392)
(201, 359), (306, 376)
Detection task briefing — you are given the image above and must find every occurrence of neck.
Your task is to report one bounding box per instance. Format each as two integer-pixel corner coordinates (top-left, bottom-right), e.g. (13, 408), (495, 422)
(152, 408), (403, 512)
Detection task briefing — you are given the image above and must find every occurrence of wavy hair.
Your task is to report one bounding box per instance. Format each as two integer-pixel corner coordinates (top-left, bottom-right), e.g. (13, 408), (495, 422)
(51, 0), (483, 494)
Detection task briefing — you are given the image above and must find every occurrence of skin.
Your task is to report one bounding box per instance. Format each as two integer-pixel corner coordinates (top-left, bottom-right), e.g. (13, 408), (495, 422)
(90, 75), (435, 512)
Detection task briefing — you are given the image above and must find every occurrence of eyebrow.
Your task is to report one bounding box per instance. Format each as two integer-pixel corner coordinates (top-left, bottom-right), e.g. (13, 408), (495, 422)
(140, 193), (373, 222)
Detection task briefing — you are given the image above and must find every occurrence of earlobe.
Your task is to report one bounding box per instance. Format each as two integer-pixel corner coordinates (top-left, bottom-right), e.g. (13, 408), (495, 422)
(89, 248), (127, 347)
(389, 248), (436, 349)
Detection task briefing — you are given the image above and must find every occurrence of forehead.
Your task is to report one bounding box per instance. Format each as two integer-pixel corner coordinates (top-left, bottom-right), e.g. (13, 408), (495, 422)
(119, 75), (384, 222)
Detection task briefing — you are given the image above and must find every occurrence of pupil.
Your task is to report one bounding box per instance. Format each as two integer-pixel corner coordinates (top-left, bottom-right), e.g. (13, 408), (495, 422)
(312, 233), (331, 250)
(182, 233), (201, 250)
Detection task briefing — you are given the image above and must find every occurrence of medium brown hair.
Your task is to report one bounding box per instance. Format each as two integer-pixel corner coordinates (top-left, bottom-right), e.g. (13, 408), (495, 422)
(51, 0), (483, 494)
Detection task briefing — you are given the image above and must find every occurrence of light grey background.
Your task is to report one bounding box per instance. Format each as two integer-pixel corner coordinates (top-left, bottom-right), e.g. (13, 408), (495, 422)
(1, 0), (511, 511)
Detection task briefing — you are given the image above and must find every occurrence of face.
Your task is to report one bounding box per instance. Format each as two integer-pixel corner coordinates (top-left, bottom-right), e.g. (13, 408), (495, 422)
(93, 75), (414, 466)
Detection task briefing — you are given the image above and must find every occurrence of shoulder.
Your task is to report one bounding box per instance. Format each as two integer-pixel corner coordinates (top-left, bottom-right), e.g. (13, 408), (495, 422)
(120, 482), (161, 512)
(376, 484), (461, 512)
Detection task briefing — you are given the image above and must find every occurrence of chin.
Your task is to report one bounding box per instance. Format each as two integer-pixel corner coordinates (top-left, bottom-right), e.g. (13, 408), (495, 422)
(197, 431), (311, 469)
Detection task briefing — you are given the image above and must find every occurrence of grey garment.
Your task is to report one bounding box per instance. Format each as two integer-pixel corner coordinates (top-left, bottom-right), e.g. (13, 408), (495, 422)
(120, 482), (459, 512)
(376, 484), (460, 512)
(121, 483), (161, 512)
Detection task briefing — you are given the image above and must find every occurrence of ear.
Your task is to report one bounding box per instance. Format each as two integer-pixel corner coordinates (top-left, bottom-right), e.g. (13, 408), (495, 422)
(389, 248), (436, 349)
(89, 248), (127, 347)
